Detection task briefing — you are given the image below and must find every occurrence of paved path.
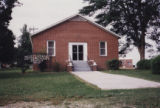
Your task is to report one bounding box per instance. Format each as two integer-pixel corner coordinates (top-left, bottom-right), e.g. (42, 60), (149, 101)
(72, 71), (160, 90)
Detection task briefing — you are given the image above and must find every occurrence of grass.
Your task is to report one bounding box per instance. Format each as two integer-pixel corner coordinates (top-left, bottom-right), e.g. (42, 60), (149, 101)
(0, 68), (99, 99)
(104, 69), (160, 82)
(0, 68), (160, 107)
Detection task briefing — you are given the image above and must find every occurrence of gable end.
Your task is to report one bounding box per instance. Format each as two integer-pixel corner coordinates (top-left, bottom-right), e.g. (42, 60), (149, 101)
(31, 14), (121, 39)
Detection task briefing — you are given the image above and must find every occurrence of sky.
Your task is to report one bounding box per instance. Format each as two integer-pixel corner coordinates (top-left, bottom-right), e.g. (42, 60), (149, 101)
(8, 0), (154, 65)
(9, 0), (87, 37)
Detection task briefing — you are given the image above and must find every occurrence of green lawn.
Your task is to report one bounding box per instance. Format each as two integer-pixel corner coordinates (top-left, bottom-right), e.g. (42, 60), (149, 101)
(0, 68), (160, 107)
(104, 69), (160, 82)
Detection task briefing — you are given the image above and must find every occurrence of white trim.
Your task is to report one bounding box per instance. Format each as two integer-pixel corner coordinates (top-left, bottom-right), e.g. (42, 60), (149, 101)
(31, 14), (121, 38)
(47, 40), (56, 56)
(99, 41), (107, 56)
(68, 42), (87, 61)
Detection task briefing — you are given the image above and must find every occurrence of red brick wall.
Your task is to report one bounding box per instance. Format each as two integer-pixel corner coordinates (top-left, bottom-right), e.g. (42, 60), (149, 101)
(32, 21), (119, 71)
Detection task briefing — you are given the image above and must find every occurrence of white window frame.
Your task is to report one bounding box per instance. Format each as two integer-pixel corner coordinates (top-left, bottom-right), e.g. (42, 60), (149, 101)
(99, 41), (107, 56)
(47, 40), (56, 56)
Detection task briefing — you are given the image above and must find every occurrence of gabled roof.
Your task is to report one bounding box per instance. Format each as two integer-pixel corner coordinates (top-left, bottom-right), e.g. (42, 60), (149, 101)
(31, 14), (121, 38)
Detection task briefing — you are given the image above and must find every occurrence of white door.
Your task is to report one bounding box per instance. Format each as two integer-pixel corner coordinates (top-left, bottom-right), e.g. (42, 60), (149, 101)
(69, 42), (87, 61)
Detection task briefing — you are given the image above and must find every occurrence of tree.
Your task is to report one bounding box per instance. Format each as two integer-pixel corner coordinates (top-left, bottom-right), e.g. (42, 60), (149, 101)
(16, 24), (32, 66)
(0, 28), (15, 63)
(19, 24), (32, 55)
(0, 0), (19, 64)
(15, 24), (32, 73)
(80, 0), (160, 60)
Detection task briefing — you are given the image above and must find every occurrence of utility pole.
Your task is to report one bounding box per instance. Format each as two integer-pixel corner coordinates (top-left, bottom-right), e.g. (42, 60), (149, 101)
(29, 27), (38, 34)
(28, 27), (38, 51)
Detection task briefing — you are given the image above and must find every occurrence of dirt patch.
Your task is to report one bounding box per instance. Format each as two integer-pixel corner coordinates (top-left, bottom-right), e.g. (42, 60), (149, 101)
(0, 101), (95, 108)
(0, 99), (135, 108)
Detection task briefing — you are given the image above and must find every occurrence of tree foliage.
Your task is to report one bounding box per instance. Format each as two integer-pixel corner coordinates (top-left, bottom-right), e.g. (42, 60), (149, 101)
(0, 0), (18, 63)
(0, 28), (15, 63)
(19, 24), (32, 55)
(16, 24), (32, 66)
(80, 0), (160, 60)
(0, 0), (18, 27)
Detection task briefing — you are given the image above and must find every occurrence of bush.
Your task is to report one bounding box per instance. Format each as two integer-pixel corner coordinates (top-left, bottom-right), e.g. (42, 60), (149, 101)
(21, 64), (29, 74)
(38, 60), (47, 72)
(137, 59), (151, 70)
(107, 59), (120, 70)
(151, 55), (160, 74)
(19, 60), (32, 74)
(53, 62), (60, 72)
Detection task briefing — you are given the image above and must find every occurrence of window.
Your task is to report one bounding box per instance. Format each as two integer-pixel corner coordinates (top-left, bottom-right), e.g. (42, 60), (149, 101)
(47, 40), (55, 56)
(100, 41), (107, 56)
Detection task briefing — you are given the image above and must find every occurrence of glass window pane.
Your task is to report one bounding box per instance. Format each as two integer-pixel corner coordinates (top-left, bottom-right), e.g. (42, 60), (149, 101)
(73, 45), (77, 53)
(100, 42), (105, 48)
(79, 53), (83, 60)
(73, 53), (77, 60)
(100, 49), (105, 55)
(48, 41), (54, 47)
(79, 45), (83, 53)
(48, 48), (54, 56)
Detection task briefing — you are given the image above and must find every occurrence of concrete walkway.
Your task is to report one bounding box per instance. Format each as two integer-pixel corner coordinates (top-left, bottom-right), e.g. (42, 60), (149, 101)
(72, 71), (160, 90)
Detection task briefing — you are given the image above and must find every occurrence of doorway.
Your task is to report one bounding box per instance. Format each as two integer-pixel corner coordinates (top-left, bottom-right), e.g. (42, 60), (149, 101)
(69, 42), (87, 61)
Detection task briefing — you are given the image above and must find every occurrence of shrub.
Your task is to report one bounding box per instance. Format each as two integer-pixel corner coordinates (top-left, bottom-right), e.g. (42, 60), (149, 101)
(151, 55), (160, 74)
(21, 64), (29, 74)
(38, 60), (47, 72)
(137, 59), (151, 70)
(53, 62), (60, 72)
(19, 60), (32, 74)
(107, 59), (120, 70)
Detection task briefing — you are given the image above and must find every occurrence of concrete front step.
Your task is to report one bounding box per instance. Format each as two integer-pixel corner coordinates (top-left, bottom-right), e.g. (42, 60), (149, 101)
(74, 68), (91, 71)
(73, 61), (91, 71)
